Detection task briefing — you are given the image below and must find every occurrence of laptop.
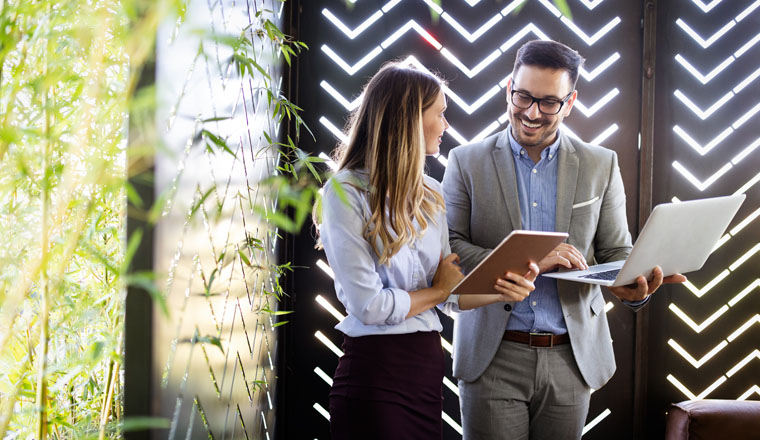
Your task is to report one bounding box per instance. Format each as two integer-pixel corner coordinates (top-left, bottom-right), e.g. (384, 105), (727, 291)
(541, 194), (746, 287)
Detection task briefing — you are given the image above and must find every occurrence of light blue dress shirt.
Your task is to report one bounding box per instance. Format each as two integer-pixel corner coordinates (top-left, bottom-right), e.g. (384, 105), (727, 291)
(320, 169), (459, 337)
(504, 130), (568, 334)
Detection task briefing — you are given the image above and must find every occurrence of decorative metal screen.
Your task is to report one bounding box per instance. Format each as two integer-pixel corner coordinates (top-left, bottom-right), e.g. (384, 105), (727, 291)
(286, 0), (648, 438)
(646, 1), (760, 436)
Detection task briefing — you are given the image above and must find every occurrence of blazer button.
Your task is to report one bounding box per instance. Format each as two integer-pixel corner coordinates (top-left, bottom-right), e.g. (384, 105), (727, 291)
(504, 304), (512, 312)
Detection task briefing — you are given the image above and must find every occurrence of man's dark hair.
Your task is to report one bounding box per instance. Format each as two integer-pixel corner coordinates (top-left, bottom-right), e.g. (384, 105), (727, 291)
(513, 40), (586, 89)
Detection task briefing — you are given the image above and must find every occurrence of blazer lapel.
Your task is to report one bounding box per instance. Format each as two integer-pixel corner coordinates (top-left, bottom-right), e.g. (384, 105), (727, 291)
(492, 129), (522, 230)
(555, 133), (579, 233)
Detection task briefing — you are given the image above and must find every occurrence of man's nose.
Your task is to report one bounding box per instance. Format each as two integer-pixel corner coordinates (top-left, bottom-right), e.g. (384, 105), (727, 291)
(524, 101), (542, 119)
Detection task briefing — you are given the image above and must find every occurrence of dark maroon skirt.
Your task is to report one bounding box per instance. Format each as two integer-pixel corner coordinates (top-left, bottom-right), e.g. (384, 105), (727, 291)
(329, 331), (445, 440)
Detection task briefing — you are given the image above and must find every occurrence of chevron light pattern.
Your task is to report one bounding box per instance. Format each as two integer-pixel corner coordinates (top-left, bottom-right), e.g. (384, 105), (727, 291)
(659, 0), (760, 407)
(299, 1), (654, 438)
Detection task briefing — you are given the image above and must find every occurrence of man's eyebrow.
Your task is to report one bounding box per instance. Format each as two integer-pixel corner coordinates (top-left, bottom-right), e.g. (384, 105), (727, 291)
(514, 88), (563, 100)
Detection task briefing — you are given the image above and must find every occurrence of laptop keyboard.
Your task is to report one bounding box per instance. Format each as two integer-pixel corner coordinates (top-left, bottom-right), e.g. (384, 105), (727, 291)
(580, 269), (620, 281)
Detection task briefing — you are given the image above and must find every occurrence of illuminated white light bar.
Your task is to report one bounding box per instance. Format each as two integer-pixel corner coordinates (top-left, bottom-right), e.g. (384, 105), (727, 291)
(442, 411), (463, 434)
(501, 0), (528, 16)
(420, 0), (443, 14)
(442, 12), (502, 42)
(445, 127), (468, 145)
(472, 121), (502, 143)
(316, 294), (345, 322)
(591, 124), (619, 145)
(726, 350), (760, 377)
(736, 1), (760, 22)
(604, 302), (614, 313)
(730, 207), (760, 235)
(440, 48), (501, 78)
(729, 243), (760, 272)
(690, 0), (722, 13)
(443, 377), (459, 396)
(579, 53), (620, 81)
(739, 385), (760, 401)
(573, 88), (619, 117)
(441, 84), (502, 115)
(561, 124), (581, 140)
(268, 391), (274, 410)
(727, 314), (760, 342)
(560, 16), (621, 46)
(674, 54), (734, 84)
(313, 402), (330, 420)
(732, 102), (760, 129)
(673, 125), (733, 156)
(315, 331), (344, 357)
(735, 172), (760, 195)
(728, 279), (760, 307)
(674, 89), (734, 120)
(380, 21), (442, 50)
(669, 303), (728, 333)
(382, 0), (402, 13)
(538, 0), (561, 17)
(500, 24), (549, 52)
(319, 117), (348, 144)
(436, 153), (448, 167)
(676, 19), (735, 48)
(735, 33), (760, 58)
(314, 367), (333, 386)
(321, 8), (383, 39)
(667, 374), (727, 400)
(321, 44), (382, 75)
(668, 338), (728, 368)
(318, 152), (338, 171)
(316, 259), (335, 279)
(579, 0), (606, 10)
(320, 81), (361, 111)
(682, 269), (730, 297)
(733, 67), (760, 93)
(672, 161), (732, 191)
(582, 409), (611, 435)
(441, 336), (453, 353)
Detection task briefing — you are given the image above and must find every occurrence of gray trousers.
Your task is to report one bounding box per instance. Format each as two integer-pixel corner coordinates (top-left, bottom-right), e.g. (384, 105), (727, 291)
(458, 340), (591, 440)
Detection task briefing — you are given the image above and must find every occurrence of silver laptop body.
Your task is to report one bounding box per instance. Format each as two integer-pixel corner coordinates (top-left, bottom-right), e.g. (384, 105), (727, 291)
(542, 194), (746, 287)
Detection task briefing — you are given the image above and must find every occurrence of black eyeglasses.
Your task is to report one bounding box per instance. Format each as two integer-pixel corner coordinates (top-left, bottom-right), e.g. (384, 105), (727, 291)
(509, 89), (573, 115)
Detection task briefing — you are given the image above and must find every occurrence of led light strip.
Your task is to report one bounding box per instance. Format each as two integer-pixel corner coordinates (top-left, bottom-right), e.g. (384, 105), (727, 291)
(669, 314), (760, 367)
(690, 0), (722, 13)
(676, 1), (760, 48)
(582, 409), (612, 436)
(668, 342), (760, 399)
(678, 243), (759, 296)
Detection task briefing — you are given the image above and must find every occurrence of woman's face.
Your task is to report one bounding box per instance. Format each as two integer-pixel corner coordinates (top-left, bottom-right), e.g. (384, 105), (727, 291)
(422, 89), (449, 155)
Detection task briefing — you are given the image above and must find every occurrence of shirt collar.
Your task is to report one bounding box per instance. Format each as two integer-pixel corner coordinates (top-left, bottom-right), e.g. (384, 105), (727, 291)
(507, 126), (561, 162)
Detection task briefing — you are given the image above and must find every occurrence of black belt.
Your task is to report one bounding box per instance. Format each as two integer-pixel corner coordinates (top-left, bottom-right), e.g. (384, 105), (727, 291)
(503, 330), (570, 347)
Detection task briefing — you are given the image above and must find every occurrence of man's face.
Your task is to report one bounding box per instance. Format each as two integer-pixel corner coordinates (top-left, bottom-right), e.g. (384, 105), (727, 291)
(507, 65), (577, 150)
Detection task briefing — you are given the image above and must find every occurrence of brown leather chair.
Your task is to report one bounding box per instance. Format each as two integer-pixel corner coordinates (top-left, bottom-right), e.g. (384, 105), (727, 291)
(665, 400), (760, 439)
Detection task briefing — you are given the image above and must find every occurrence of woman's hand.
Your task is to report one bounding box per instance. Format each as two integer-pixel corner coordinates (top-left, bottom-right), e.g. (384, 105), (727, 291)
(537, 243), (588, 273)
(432, 253), (465, 299)
(493, 262), (539, 302)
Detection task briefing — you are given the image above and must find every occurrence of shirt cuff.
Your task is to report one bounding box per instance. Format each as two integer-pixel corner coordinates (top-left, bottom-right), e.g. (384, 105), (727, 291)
(622, 295), (650, 309)
(386, 287), (411, 325)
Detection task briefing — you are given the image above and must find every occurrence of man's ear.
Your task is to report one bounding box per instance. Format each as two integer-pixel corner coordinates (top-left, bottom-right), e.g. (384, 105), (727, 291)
(563, 90), (578, 117)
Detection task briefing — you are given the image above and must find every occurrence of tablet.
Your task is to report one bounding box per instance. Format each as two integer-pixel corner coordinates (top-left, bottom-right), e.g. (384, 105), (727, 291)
(451, 230), (568, 295)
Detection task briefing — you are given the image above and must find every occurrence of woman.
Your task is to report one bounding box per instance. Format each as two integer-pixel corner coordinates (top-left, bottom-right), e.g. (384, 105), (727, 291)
(318, 62), (538, 439)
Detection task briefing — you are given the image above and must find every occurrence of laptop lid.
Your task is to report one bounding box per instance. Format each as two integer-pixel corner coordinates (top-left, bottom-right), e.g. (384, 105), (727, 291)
(542, 194), (746, 286)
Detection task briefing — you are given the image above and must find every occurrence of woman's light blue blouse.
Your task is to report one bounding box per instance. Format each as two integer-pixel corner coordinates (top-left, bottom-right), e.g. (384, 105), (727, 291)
(320, 169), (459, 337)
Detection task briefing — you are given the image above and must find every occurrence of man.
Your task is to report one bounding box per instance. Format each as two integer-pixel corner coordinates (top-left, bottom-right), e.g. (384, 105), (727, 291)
(442, 40), (685, 439)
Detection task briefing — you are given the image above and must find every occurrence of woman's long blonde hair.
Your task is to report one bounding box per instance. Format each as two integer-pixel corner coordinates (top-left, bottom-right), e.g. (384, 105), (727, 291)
(331, 62), (446, 265)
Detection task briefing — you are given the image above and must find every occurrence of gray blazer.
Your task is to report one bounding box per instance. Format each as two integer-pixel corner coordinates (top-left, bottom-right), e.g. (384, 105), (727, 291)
(442, 127), (633, 390)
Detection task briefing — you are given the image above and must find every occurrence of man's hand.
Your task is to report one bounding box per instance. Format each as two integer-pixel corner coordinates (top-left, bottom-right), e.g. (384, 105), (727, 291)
(608, 266), (687, 302)
(538, 243), (588, 273)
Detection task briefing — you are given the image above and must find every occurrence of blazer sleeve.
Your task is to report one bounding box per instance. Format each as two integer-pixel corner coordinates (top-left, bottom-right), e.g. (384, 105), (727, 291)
(593, 151), (633, 264)
(442, 148), (492, 273)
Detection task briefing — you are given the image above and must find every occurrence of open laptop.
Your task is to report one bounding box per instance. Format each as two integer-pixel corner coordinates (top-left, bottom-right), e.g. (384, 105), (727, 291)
(542, 194), (746, 287)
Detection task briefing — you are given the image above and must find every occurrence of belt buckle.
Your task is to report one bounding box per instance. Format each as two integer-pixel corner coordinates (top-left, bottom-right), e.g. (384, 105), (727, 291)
(529, 332), (553, 347)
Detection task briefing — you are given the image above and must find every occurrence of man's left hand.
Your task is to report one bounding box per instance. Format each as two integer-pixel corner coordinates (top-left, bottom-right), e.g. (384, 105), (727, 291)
(608, 266), (687, 302)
